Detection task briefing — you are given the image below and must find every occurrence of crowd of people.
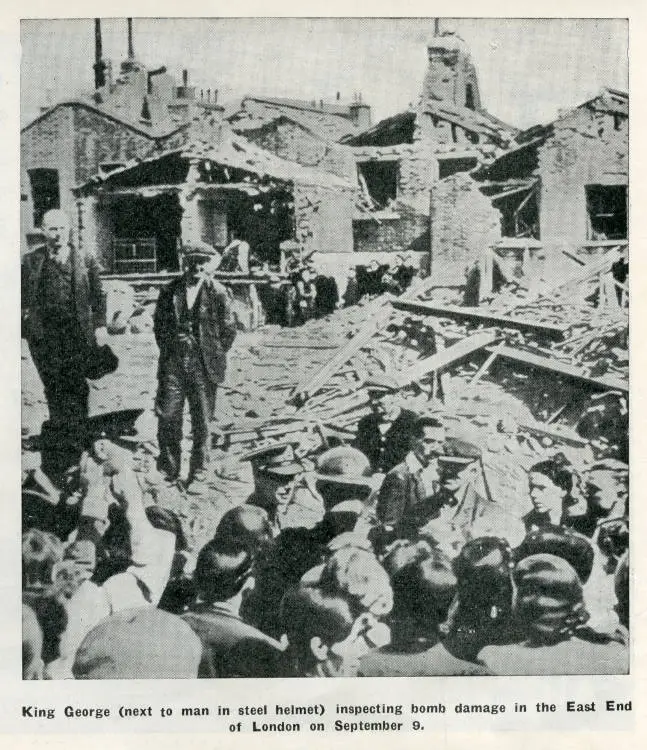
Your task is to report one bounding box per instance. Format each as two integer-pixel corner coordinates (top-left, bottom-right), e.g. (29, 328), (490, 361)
(22, 403), (629, 679)
(21, 209), (629, 680)
(260, 255), (419, 327)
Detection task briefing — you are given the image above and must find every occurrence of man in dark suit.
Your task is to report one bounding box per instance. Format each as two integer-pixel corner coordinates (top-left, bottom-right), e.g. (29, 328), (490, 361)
(21, 209), (105, 482)
(153, 241), (236, 486)
(182, 539), (283, 678)
(376, 415), (446, 541)
(353, 375), (416, 473)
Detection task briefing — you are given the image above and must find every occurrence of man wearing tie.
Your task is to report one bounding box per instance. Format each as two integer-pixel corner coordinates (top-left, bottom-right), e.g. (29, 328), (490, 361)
(376, 415), (446, 541)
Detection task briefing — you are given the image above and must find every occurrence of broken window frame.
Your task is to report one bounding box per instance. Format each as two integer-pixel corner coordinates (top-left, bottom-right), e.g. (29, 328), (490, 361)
(356, 159), (399, 210)
(585, 184), (627, 241)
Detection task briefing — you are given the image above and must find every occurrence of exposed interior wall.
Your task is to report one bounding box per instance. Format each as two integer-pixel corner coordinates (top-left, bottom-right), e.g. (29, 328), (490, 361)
(294, 183), (355, 256)
(353, 204), (429, 256)
(430, 172), (501, 285)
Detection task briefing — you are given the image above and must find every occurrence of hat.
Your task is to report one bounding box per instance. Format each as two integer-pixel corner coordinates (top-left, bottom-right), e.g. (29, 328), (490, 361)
(442, 436), (482, 460)
(514, 553), (588, 640)
(182, 240), (219, 258)
(242, 442), (303, 477)
(86, 409), (144, 445)
(326, 499), (364, 516)
(315, 446), (378, 490)
(72, 607), (202, 679)
(365, 373), (400, 394)
(515, 526), (595, 583)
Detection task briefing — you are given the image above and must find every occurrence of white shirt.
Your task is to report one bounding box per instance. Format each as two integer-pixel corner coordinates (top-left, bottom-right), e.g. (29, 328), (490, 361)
(186, 278), (204, 310)
(405, 452), (439, 498)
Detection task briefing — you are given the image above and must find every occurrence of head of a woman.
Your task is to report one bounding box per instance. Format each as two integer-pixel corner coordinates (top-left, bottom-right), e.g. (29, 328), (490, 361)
(528, 454), (575, 519)
(447, 537), (515, 654)
(514, 553), (589, 644)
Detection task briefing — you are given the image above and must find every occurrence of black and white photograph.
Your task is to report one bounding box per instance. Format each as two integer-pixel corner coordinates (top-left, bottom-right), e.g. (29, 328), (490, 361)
(20, 16), (629, 682)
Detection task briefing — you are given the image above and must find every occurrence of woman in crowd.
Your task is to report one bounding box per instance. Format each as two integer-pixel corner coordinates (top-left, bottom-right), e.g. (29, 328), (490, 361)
(525, 454), (584, 532)
(479, 553), (629, 675)
(443, 537), (517, 661)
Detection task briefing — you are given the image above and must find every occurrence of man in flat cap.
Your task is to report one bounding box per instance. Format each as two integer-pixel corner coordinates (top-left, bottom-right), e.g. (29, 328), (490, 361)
(353, 374), (416, 473)
(154, 241), (236, 487)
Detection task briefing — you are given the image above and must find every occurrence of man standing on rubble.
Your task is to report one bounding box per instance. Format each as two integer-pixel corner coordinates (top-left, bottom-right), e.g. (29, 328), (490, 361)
(21, 208), (105, 483)
(154, 241), (236, 487)
(353, 375), (417, 473)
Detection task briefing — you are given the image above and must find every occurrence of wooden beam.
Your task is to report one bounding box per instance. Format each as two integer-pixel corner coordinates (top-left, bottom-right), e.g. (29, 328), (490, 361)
(391, 299), (567, 339)
(484, 344), (628, 393)
(518, 421), (589, 449)
(289, 274), (443, 406)
(289, 296), (394, 404)
(395, 332), (496, 388)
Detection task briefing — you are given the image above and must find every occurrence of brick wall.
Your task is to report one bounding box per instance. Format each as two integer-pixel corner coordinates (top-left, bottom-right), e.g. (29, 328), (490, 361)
(538, 107), (628, 251)
(74, 108), (156, 185)
(353, 204), (430, 256)
(294, 183), (355, 256)
(430, 172), (501, 284)
(21, 107), (76, 224)
(21, 104), (159, 249)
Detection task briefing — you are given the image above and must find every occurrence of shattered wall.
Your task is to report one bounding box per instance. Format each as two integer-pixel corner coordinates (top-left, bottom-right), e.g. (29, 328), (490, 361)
(430, 172), (501, 284)
(353, 204), (429, 255)
(21, 106), (77, 227)
(21, 104), (159, 252)
(294, 183), (355, 256)
(538, 106), (628, 250)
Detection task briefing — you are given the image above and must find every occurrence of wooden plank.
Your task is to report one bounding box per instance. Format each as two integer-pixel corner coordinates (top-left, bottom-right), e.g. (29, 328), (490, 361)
(485, 344), (629, 393)
(511, 251), (618, 309)
(395, 332), (496, 388)
(289, 296), (394, 403)
(391, 299), (567, 339)
(469, 341), (506, 385)
(518, 421), (589, 449)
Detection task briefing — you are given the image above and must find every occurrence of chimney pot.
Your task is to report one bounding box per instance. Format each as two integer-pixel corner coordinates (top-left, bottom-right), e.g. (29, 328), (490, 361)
(127, 18), (134, 59)
(336, 91), (340, 101)
(183, 69), (189, 86)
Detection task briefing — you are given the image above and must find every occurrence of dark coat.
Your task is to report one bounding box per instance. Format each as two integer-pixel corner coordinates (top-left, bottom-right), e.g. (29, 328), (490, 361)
(354, 409), (417, 473)
(182, 602), (283, 678)
(21, 245), (105, 348)
(377, 457), (442, 538)
(153, 276), (236, 385)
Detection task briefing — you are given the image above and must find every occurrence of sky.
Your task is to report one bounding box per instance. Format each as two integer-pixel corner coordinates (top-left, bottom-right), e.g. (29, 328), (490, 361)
(20, 17), (628, 130)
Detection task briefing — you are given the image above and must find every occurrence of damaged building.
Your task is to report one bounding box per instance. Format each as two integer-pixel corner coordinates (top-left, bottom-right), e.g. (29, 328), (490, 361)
(73, 110), (355, 275)
(21, 19), (218, 254)
(340, 31), (517, 283)
(472, 86), (628, 289)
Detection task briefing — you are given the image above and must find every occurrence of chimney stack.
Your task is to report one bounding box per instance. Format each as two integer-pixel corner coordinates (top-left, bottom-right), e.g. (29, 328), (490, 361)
(127, 18), (135, 59)
(183, 69), (189, 87)
(93, 19), (107, 89)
